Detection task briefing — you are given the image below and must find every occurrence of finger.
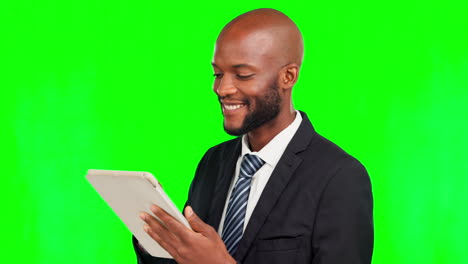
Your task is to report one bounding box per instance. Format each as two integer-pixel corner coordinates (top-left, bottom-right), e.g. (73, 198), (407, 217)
(140, 212), (181, 247)
(150, 205), (192, 242)
(185, 206), (213, 236)
(143, 223), (180, 260)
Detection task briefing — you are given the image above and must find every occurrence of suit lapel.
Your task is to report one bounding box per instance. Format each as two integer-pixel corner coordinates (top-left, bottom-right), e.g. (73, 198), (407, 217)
(206, 138), (242, 230)
(233, 151), (302, 260)
(234, 111), (316, 261)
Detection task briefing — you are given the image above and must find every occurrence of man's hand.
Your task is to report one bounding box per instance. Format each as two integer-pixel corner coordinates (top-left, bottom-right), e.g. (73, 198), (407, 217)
(140, 205), (236, 264)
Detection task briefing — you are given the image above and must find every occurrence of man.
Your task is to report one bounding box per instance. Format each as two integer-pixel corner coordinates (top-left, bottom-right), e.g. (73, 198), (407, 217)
(134, 8), (373, 264)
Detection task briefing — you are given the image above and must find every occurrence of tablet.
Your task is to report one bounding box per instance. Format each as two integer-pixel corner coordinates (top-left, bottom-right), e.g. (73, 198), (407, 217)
(86, 169), (190, 258)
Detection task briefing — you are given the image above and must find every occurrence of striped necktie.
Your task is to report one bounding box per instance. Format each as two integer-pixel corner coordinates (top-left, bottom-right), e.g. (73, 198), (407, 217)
(222, 154), (265, 255)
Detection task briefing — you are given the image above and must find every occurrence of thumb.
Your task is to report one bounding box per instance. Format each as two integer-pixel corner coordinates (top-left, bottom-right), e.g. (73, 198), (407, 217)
(185, 206), (210, 234)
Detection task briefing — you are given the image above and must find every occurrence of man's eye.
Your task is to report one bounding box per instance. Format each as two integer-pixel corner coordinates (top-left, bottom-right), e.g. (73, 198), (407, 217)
(237, 74), (255, 79)
(213, 73), (223, 79)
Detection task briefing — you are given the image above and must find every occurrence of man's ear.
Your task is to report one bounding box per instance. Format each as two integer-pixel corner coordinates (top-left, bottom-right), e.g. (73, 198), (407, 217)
(279, 63), (300, 90)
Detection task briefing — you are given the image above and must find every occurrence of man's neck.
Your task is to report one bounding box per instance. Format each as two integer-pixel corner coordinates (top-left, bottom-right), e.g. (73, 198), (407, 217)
(247, 110), (297, 152)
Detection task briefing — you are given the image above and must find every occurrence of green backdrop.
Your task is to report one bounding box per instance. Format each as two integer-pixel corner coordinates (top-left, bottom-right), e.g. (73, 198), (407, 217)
(1, 0), (467, 263)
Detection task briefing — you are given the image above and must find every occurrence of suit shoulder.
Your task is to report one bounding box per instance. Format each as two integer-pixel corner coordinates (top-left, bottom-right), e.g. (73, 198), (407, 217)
(304, 134), (372, 204)
(308, 133), (367, 173)
(199, 137), (241, 163)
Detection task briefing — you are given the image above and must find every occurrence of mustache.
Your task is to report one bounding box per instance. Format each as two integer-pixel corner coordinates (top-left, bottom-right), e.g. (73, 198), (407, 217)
(218, 96), (249, 104)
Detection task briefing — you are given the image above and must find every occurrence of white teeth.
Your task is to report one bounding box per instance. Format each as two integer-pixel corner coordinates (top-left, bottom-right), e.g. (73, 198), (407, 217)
(224, 104), (244, 110)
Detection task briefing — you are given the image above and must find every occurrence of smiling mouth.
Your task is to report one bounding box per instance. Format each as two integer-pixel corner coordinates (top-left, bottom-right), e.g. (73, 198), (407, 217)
(223, 104), (246, 110)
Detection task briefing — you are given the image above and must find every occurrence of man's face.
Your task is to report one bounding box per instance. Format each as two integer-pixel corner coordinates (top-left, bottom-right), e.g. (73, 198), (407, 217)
(212, 30), (283, 136)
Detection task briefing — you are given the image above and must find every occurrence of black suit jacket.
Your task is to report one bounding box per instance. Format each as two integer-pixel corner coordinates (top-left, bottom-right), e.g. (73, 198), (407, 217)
(133, 111), (373, 264)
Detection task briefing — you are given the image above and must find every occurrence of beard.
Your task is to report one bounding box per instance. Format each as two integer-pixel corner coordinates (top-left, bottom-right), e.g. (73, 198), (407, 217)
(223, 80), (281, 136)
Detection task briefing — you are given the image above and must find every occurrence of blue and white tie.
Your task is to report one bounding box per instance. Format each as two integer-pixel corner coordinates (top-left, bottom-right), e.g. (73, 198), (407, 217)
(222, 154), (265, 255)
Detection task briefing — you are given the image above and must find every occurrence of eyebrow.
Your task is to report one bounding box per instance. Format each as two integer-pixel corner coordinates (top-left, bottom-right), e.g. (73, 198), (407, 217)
(211, 62), (255, 69)
(233, 64), (253, 69)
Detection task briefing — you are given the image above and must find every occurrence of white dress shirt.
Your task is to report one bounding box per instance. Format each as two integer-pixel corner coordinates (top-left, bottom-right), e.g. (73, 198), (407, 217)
(218, 111), (303, 235)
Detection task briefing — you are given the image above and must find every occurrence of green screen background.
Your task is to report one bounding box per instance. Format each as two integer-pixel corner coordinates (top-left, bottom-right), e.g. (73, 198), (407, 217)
(1, 0), (467, 263)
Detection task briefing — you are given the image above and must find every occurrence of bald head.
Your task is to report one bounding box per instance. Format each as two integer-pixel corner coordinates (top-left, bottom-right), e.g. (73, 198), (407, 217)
(212, 9), (303, 142)
(217, 8), (304, 68)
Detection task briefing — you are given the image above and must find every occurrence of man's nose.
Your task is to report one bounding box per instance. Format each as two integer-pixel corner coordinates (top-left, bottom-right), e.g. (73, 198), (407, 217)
(215, 75), (237, 97)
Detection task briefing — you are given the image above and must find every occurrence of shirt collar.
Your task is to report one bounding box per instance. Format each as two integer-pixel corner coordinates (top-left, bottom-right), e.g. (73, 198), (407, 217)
(240, 110), (303, 167)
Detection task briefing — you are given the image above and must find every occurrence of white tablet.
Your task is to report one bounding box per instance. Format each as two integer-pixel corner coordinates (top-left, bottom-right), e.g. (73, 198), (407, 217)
(86, 169), (190, 258)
